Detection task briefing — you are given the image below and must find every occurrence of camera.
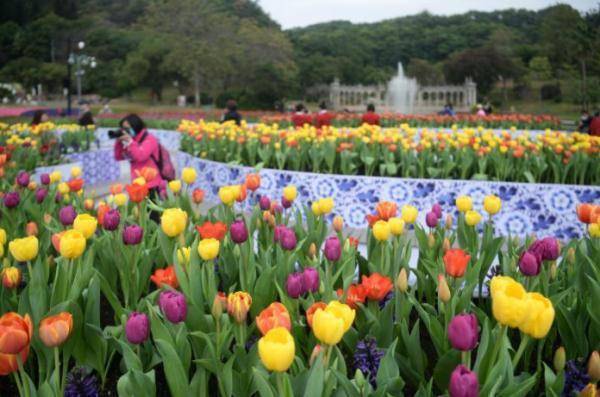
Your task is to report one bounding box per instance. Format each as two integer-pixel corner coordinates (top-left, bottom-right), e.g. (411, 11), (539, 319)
(108, 129), (125, 139)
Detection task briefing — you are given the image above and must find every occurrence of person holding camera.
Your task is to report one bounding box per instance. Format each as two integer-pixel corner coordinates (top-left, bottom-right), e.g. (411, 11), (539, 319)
(113, 114), (165, 196)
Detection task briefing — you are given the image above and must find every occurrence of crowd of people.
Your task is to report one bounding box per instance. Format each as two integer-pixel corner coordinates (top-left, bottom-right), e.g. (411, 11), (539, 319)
(578, 109), (600, 136)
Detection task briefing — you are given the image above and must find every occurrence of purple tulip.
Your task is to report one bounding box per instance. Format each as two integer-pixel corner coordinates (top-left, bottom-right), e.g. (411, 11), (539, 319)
(540, 237), (560, 261)
(103, 209), (121, 231)
(16, 171), (30, 187)
(432, 203), (443, 219)
(125, 312), (149, 344)
(286, 272), (305, 298)
(259, 196), (271, 211)
(302, 267), (319, 293)
(280, 228), (297, 251)
(281, 197), (292, 209)
(449, 365), (479, 397)
(158, 291), (187, 323)
(447, 314), (479, 351)
(518, 251), (541, 276)
(59, 205), (77, 226)
(323, 235), (341, 262)
(426, 211), (439, 228)
(35, 188), (48, 203)
(3, 191), (20, 208)
(230, 220), (248, 244)
(273, 225), (286, 242)
(40, 173), (51, 185)
(54, 192), (62, 203)
(123, 224), (143, 245)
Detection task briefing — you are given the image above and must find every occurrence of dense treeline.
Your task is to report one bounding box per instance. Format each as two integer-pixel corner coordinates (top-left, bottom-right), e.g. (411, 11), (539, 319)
(0, 1), (599, 108)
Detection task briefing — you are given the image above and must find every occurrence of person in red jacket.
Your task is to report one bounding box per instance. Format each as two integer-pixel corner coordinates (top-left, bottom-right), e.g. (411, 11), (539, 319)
(291, 104), (310, 128)
(314, 102), (334, 128)
(590, 112), (600, 136)
(361, 104), (380, 126)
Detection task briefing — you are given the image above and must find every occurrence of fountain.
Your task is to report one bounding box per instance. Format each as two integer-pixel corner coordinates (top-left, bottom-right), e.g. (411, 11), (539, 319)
(386, 62), (418, 114)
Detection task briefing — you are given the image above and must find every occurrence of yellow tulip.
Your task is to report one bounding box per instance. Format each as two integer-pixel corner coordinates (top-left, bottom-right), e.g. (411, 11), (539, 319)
(455, 195), (473, 212)
(70, 166), (82, 178)
(168, 180), (182, 194)
(181, 167), (197, 184)
(58, 182), (69, 195)
(372, 220), (390, 241)
(388, 217), (405, 236)
(177, 246), (191, 265)
(8, 236), (39, 262)
(312, 301), (355, 345)
(490, 276), (528, 328)
(483, 195), (502, 215)
(258, 327), (295, 372)
(589, 223), (600, 238)
(282, 185), (297, 201)
(465, 210), (482, 226)
(311, 201), (322, 216)
(73, 214), (98, 239)
(114, 193), (127, 207)
(161, 208), (188, 237)
(518, 292), (555, 339)
(218, 185), (238, 206)
(133, 177), (146, 186)
(59, 230), (86, 259)
(401, 205), (418, 224)
(50, 171), (62, 183)
(318, 197), (334, 214)
(0, 228), (6, 245)
(198, 238), (220, 261)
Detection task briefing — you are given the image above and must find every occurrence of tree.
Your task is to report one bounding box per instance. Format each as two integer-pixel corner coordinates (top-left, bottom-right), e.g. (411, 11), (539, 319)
(539, 5), (583, 69)
(406, 59), (444, 85)
(528, 56), (552, 81)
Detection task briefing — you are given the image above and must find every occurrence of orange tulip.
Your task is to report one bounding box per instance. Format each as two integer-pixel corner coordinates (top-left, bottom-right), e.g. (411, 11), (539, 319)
(67, 178), (84, 192)
(376, 201), (397, 221)
(109, 183), (124, 195)
(196, 221), (227, 240)
(51, 232), (64, 252)
(136, 166), (159, 182)
(25, 221), (38, 236)
(150, 266), (179, 289)
(192, 189), (205, 204)
(227, 291), (252, 324)
(361, 273), (393, 301)
(336, 284), (367, 309)
(39, 312), (73, 348)
(305, 302), (327, 328)
(443, 248), (471, 278)
(0, 313), (33, 355)
(236, 184), (247, 203)
(245, 174), (261, 192)
(0, 311), (30, 375)
(97, 203), (110, 226)
(577, 203), (595, 224)
(256, 302), (291, 335)
(126, 183), (149, 203)
(1, 267), (21, 289)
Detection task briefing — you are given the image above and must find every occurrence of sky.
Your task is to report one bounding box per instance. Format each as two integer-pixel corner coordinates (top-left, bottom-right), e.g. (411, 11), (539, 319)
(258, 0), (596, 29)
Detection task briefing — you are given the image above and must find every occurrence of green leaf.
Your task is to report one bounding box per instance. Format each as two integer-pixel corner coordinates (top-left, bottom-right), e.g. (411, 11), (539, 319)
(303, 354), (324, 397)
(155, 339), (190, 396)
(252, 368), (275, 397)
(433, 349), (461, 391)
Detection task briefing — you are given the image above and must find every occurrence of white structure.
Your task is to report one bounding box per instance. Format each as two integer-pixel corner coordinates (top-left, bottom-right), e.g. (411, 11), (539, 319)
(328, 62), (477, 114)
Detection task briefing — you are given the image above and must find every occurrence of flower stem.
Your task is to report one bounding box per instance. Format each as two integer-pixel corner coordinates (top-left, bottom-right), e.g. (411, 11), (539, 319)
(54, 347), (61, 395)
(512, 335), (530, 369)
(16, 354), (30, 397)
(489, 325), (506, 370)
(12, 372), (23, 397)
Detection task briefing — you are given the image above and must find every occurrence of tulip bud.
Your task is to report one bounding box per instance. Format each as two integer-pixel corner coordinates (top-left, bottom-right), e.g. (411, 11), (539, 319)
(308, 243), (317, 259)
(309, 344), (323, 366)
(449, 365), (479, 397)
(332, 216), (344, 233)
(1, 266), (21, 289)
(84, 199), (94, 211)
(323, 235), (341, 262)
(589, 351), (600, 383)
(302, 267), (319, 293)
(442, 238), (451, 253)
(211, 292), (227, 319)
(125, 312), (149, 345)
(567, 247), (575, 265)
(44, 213), (52, 224)
(437, 274), (451, 303)
(286, 272), (305, 298)
(25, 221), (38, 236)
(553, 347), (566, 372)
(158, 291), (187, 323)
(445, 214), (453, 230)
(448, 313), (479, 351)
(227, 291), (252, 324)
(396, 268), (408, 293)
(549, 262), (557, 280)
(428, 233), (435, 248)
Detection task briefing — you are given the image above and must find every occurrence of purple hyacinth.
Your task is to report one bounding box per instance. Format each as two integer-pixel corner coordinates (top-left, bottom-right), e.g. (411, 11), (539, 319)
(64, 367), (99, 397)
(562, 359), (590, 396)
(378, 291), (394, 309)
(3, 191), (20, 208)
(353, 338), (384, 387)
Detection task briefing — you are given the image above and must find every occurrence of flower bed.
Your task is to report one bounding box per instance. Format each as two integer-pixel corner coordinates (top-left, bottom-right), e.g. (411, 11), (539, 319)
(178, 121), (600, 186)
(0, 167), (599, 396)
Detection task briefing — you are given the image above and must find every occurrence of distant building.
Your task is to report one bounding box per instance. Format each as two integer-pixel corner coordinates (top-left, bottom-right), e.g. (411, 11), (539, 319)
(317, 63), (477, 114)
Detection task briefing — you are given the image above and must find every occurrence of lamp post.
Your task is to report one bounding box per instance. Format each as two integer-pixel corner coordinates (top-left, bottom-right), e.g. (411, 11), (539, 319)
(68, 41), (97, 108)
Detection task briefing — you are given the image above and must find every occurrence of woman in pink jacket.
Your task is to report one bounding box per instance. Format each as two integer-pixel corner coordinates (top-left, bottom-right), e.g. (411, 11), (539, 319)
(114, 114), (165, 199)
